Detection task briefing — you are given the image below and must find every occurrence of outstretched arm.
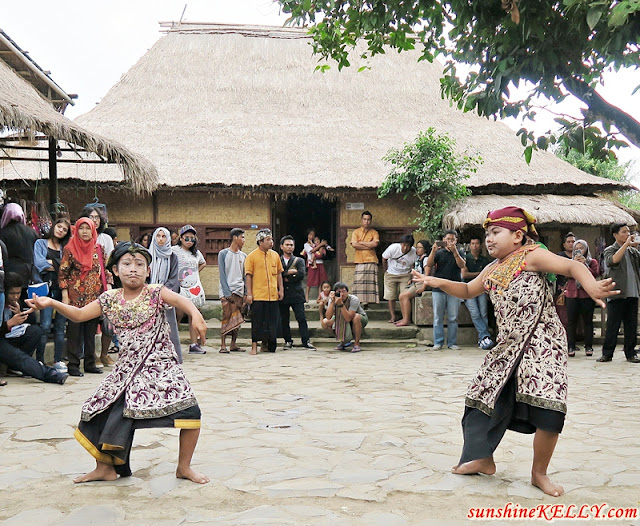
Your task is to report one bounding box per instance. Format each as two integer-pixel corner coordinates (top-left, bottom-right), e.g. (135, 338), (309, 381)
(160, 287), (207, 343)
(525, 249), (619, 308)
(26, 295), (102, 323)
(411, 269), (486, 300)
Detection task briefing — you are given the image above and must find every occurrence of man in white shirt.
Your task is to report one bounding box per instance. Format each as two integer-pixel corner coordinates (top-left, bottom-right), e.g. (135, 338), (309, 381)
(382, 235), (417, 323)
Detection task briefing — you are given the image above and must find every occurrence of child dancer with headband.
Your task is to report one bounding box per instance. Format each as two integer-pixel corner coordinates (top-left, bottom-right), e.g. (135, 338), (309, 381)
(29, 242), (209, 484)
(412, 207), (617, 497)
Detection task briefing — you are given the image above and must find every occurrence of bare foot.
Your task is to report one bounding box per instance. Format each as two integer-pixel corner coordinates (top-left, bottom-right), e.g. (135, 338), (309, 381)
(531, 472), (564, 497)
(451, 457), (496, 475)
(73, 465), (118, 483)
(176, 467), (210, 484)
(387, 318), (396, 323)
(249, 349), (257, 355)
(395, 320), (410, 327)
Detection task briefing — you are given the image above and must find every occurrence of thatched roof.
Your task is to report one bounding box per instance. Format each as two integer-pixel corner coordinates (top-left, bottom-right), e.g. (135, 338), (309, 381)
(442, 194), (637, 230)
(0, 50), (158, 195)
(15, 23), (627, 195)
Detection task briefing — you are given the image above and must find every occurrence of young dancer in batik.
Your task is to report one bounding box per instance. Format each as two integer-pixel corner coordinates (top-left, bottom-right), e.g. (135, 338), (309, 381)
(28, 242), (209, 484)
(412, 207), (617, 497)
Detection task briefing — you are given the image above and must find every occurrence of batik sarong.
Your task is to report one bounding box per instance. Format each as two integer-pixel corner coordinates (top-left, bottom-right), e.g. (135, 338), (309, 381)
(221, 293), (244, 336)
(75, 394), (200, 476)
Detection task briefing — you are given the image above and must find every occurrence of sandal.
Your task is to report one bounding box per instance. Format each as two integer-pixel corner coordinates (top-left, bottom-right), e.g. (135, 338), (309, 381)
(229, 347), (246, 352)
(351, 346), (362, 353)
(335, 342), (347, 350)
(568, 349), (576, 357)
(585, 347), (594, 357)
(0, 379), (7, 386)
(219, 348), (230, 353)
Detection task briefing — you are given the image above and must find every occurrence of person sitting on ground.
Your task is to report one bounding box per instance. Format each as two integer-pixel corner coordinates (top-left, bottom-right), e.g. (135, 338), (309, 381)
(27, 242), (209, 484)
(3, 272), (46, 361)
(321, 281), (368, 353)
(316, 280), (332, 320)
(1, 273), (67, 385)
(395, 239), (431, 327)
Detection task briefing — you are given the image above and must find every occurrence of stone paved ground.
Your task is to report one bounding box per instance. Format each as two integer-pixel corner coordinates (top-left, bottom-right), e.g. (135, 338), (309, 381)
(1, 343), (640, 525)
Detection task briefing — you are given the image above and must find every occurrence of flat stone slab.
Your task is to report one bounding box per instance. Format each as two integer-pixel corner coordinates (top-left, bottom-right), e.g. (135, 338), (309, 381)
(2, 345), (640, 523)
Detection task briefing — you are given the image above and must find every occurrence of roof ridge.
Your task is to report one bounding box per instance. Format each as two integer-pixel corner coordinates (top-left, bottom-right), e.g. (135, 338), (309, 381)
(158, 21), (309, 39)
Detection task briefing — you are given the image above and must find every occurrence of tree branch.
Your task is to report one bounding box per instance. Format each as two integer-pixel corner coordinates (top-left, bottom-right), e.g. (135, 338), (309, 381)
(562, 76), (640, 148)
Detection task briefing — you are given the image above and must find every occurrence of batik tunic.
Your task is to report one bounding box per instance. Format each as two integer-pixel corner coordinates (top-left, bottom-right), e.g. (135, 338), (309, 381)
(80, 284), (197, 421)
(465, 245), (568, 416)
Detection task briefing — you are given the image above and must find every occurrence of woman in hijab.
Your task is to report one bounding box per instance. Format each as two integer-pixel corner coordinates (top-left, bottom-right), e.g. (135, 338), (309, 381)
(58, 218), (110, 377)
(564, 239), (600, 357)
(0, 203), (38, 286)
(149, 227), (182, 362)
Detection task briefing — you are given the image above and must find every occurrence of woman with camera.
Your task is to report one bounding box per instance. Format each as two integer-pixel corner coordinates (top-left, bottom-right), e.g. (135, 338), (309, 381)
(564, 239), (600, 357)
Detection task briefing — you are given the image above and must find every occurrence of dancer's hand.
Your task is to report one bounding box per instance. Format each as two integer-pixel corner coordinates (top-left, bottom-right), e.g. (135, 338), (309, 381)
(191, 312), (207, 345)
(25, 294), (52, 311)
(583, 278), (620, 308)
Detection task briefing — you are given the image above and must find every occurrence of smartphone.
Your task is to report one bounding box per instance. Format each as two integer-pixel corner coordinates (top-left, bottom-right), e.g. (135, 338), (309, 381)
(435, 241), (447, 248)
(572, 249), (583, 258)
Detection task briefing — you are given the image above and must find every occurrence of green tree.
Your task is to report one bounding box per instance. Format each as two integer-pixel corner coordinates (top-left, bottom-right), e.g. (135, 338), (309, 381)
(554, 141), (640, 209)
(279, 0), (640, 160)
(378, 128), (479, 238)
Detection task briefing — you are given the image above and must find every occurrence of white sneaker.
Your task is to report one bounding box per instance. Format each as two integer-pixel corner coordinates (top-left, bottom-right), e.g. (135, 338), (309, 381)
(448, 344), (461, 350)
(432, 344), (443, 350)
(53, 361), (68, 373)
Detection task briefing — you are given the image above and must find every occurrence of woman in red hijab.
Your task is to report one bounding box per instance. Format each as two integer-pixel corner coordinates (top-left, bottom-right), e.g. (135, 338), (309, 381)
(413, 207), (617, 497)
(59, 218), (110, 377)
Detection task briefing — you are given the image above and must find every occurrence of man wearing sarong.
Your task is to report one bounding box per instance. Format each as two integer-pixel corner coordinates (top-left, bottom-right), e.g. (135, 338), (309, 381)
(351, 210), (380, 304)
(218, 228), (247, 354)
(245, 229), (284, 355)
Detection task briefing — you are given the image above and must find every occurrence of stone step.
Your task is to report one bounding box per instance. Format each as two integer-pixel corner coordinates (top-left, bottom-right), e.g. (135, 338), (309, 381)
(201, 319), (421, 341)
(200, 300), (395, 322)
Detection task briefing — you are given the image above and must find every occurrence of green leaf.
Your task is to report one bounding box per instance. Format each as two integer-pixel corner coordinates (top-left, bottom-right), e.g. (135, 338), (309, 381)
(524, 145), (533, 164)
(586, 7), (603, 29)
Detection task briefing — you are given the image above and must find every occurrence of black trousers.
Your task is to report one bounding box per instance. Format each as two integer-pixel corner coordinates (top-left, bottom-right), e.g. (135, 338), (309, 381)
(67, 318), (100, 371)
(565, 297), (595, 349)
(279, 301), (310, 345)
(0, 337), (60, 383)
(10, 324), (44, 359)
(602, 297), (638, 359)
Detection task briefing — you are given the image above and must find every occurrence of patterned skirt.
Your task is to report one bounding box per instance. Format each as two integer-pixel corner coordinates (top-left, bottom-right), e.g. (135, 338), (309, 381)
(352, 263), (379, 304)
(458, 367), (565, 465)
(75, 393), (200, 476)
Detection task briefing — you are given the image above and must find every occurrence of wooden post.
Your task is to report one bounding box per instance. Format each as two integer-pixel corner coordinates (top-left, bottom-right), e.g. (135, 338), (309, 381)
(48, 137), (58, 215)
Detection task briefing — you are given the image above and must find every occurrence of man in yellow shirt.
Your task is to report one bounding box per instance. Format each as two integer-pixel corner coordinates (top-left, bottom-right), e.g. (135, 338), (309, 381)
(350, 210), (380, 304)
(245, 229), (284, 354)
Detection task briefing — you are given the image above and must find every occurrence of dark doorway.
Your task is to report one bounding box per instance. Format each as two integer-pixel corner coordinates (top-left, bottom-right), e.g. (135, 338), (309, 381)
(273, 194), (338, 284)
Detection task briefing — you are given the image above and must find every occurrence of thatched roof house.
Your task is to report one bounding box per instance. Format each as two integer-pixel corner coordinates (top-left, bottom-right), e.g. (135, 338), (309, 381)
(3, 23), (635, 295)
(0, 28), (158, 195)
